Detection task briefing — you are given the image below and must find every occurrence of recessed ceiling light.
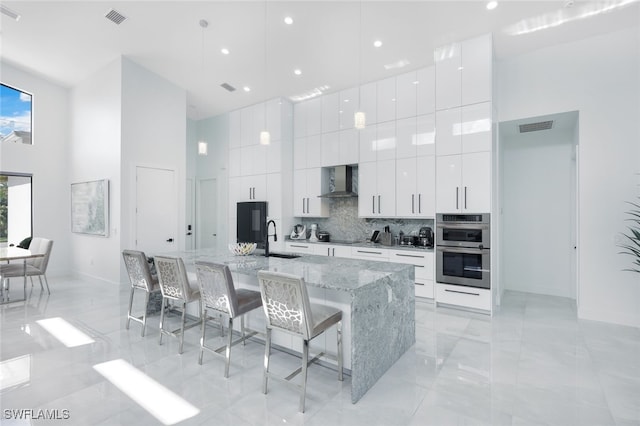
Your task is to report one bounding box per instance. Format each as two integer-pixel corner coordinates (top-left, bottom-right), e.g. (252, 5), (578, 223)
(243, 86), (251, 92)
(284, 16), (293, 25)
(486, 1), (498, 10)
(373, 40), (383, 48)
(294, 69), (302, 76)
(221, 48), (230, 55)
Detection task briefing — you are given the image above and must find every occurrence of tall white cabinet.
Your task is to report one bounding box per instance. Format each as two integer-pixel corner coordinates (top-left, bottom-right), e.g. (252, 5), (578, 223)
(228, 98), (293, 251)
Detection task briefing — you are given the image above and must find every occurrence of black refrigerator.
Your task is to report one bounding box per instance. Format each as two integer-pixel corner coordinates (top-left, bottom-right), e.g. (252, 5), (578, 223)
(236, 201), (267, 249)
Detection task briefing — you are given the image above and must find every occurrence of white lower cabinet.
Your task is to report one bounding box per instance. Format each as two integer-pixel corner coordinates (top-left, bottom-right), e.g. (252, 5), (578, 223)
(389, 250), (434, 299)
(350, 247), (389, 261)
(435, 283), (490, 311)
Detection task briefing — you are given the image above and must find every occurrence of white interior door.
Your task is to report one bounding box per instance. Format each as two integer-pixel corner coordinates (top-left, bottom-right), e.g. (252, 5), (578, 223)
(197, 178), (218, 249)
(136, 166), (177, 253)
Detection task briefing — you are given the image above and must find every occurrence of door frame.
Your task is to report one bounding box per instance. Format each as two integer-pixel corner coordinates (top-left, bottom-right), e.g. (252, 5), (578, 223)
(131, 163), (180, 251)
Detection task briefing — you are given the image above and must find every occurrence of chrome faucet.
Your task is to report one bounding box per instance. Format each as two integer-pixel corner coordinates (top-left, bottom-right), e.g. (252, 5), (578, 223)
(265, 220), (277, 257)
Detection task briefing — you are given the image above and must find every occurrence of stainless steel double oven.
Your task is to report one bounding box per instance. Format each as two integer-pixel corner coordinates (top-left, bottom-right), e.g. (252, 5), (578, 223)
(436, 213), (490, 289)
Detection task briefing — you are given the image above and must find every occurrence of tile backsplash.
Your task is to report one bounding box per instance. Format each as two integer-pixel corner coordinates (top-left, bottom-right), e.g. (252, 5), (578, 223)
(295, 197), (434, 242)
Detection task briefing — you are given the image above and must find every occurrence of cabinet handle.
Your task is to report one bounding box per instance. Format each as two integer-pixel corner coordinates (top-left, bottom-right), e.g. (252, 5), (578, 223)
(306, 198), (310, 213)
(357, 250), (382, 255)
(456, 187), (459, 210)
(302, 198), (305, 214)
(415, 282), (425, 286)
(445, 288), (480, 296)
(290, 244), (308, 248)
(415, 265), (425, 268)
(378, 195), (381, 214)
(418, 194), (422, 213)
(464, 186), (467, 209)
(372, 196), (375, 214)
(327, 248), (330, 256)
(332, 248), (335, 256)
(395, 253), (424, 259)
(250, 187), (252, 199)
(412, 194), (415, 214)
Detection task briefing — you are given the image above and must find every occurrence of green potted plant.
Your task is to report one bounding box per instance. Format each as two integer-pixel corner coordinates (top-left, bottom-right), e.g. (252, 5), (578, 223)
(619, 197), (640, 274)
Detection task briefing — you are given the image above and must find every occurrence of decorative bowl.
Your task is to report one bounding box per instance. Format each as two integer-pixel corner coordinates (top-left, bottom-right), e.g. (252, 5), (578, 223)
(228, 242), (257, 256)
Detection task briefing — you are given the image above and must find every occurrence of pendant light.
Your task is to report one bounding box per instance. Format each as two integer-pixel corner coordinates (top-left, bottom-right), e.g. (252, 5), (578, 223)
(197, 19), (209, 155)
(259, 1), (271, 145)
(354, 0), (366, 130)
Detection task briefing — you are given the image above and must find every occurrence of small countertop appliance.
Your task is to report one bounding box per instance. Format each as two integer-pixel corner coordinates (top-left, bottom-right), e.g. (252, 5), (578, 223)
(419, 227), (434, 247)
(309, 223), (319, 242)
(290, 224), (307, 240)
(317, 231), (330, 242)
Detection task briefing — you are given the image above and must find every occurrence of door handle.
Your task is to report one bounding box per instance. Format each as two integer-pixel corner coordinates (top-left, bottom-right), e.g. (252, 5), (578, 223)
(166, 238), (174, 242)
(418, 194), (421, 213)
(306, 198), (310, 213)
(412, 194), (415, 214)
(464, 186), (467, 209)
(186, 232), (192, 236)
(378, 195), (381, 214)
(456, 187), (459, 210)
(372, 195), (375, 214)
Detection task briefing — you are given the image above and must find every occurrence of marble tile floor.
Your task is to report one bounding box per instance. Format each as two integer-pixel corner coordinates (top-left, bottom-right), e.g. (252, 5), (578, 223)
(1, 275), (639, 426)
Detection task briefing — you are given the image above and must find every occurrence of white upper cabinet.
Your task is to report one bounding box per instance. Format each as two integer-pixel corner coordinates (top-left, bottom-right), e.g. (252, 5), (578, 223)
(360, 82), (377, 126)
(396, 117), (417, 160)
(306, 97), (322, 136)
(339, 87), (358, 130)
(294, 101), (307, 138)
(266, 99), (282, 142)
(436, 107), (461, 156)
(306, 134), (322, 168)
(435, 42), (461, 111)
(416, 113), (436, 157)
(358, 160), (395, 217)
(416, 156), (436, 217)
(321, 131), (340, 167)
(396, 71), (417, 120)
(396, 155), (435, 218)
(358, 125), (377, 163)
(322, 92), (340, 133)
(416, 66), (436, 115)
(377, 77), (396, 123)
(340, 128), (359, 165)
(293, 168), (329, 217)
(461, 102), (492, 153)
(461, 34), (492, 106)
(294, 134), (322, 170)
(376, 121), (396, 161)
(436, 152), (490, 213)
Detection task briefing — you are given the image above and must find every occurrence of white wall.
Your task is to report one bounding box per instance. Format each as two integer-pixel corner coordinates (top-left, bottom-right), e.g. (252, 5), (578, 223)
(498, 27), (640, 327)
(502, 130), (575, 298)
(120, 57), (187, 271)
(0, 61), (71, 275)
(69, 58), (122, 284)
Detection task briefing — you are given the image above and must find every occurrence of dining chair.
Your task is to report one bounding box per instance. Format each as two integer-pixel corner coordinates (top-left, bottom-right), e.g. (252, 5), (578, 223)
(0, 238), (54, 294)
(257, 270), (343, 413)
(154, 255), (203, 354)
(194, 261), (263, 377)
(122, 250), (161, 337)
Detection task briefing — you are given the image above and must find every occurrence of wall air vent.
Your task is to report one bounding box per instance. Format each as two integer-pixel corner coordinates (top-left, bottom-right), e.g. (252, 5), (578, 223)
(220, 83), (236, 92)
(519, 120), (554, 133)
(105, 9), (127, 25)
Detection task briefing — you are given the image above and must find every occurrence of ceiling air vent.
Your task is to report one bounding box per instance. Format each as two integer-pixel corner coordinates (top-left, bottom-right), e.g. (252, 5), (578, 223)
(105, 9), (127, 25)
(519, 120), (554, 133)
(220, 83), (236, 92)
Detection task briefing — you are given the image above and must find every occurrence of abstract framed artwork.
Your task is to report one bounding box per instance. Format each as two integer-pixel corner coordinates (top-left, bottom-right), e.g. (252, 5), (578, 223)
(71, 179), (109, 237)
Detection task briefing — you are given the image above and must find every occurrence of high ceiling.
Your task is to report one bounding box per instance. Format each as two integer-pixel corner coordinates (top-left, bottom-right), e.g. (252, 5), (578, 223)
(1, 1), (638, 119)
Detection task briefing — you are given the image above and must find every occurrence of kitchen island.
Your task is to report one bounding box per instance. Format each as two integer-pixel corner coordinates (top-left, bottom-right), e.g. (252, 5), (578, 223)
(171, 248), (415, 403)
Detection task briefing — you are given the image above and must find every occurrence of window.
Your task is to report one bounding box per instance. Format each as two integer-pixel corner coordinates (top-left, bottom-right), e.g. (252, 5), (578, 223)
(0, 173), (32, 247)
(0, 83), (33, 145)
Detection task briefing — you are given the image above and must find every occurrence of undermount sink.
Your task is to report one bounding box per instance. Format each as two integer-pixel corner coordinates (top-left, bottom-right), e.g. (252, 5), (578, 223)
(267, 252), (301, 259)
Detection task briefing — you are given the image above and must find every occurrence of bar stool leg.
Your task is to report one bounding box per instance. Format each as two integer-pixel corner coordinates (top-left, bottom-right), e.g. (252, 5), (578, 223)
(179, 301), (187, 354)
(300, 339), (309, 413)
(225, 317), (233, 378)
(199, 308), (208, 365)
(141, 291), (150, 337)
(337, 321), (343, 381)
(126, 287), (135, 330)
(262, 328), (272, 394)
(159, 298), (166, 345)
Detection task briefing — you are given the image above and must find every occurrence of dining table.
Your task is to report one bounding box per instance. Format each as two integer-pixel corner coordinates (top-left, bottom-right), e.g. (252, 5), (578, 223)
(0, 246), (45, 304)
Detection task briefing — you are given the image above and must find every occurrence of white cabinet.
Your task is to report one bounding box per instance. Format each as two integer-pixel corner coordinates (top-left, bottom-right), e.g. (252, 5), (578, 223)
(416, 66), (436, 116)
(377, 77), (396, 123)
(436, 151), (490, 213)
(321, 129), (358, 167)
(359, 82), (377, 126)
(358, 160), (395, 217)
(359, 121), (396, 163)
(306, 97), (322, 136)
(313, 244), (350, 258)
(229, 109), (242, 149)
(396, 114), (435, 160)
(293, 168), (330, 217)
(322, 92), (340, 133)
(434, 42), (461, 110)
(436, 283), (490, 311)
(339, 88), (358, 130)
(389, 249), (434, 299)
(396, 71), (417, 120)
(436, 102), (491, 156)
(396, 155), (435, 218)
(461, 34), (492, 106)
(293, 135), (321, 170)
(435, 34), (492, 110)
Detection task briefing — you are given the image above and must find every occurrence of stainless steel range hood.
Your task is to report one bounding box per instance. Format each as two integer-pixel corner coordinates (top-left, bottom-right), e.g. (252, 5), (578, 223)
(318, 165), (358, 198)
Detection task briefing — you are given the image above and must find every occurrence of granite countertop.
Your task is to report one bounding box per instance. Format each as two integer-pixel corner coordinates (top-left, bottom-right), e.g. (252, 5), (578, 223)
(164, 248), (414, 293)
(285, 237), (434, 252)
